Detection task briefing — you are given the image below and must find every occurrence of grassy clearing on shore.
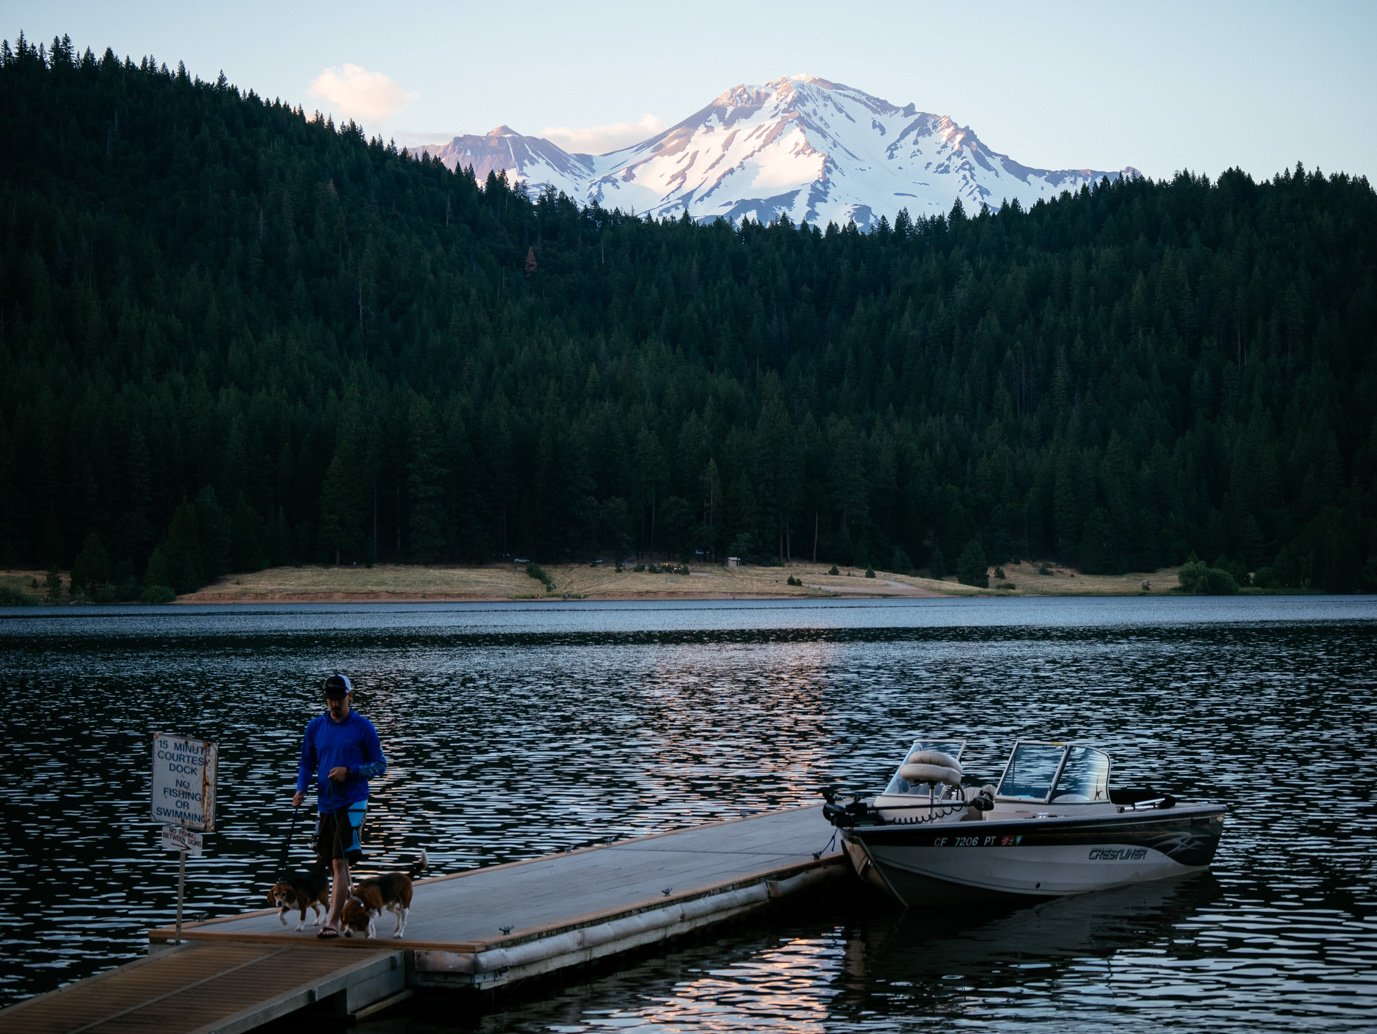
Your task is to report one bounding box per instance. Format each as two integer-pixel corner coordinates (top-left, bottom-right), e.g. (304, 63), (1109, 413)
(981, 560), (1179, 595)
(0, 561), (1185, 604)
(190, 561), (872, 600)
(0, 569), (44, 591)
(181, 559), (1182, 602)
(0, 569), (46, 603)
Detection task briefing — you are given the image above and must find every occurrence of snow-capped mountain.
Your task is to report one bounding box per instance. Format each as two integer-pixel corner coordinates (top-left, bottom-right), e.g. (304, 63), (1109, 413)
(424, 76), (1138, 228)
(425, 126), (594, 199)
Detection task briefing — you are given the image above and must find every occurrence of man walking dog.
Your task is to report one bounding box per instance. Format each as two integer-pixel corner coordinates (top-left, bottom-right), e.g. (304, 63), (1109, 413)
(292, 673), (386, 938)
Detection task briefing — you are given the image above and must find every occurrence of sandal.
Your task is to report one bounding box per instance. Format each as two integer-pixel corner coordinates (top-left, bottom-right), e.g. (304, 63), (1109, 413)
(316, 926), (340, 939)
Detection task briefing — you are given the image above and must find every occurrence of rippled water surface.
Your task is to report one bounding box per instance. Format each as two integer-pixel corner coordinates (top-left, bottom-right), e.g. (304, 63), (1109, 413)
(2, 596), (1375, 1030)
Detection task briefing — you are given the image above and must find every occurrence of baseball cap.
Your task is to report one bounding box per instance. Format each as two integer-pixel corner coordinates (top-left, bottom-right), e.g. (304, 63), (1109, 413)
(323, 673), (353, 698)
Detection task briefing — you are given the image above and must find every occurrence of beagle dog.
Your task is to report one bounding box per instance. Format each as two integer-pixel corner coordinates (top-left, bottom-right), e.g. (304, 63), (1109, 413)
(340, 850), (428, 939)
(268, 865), (331, 931)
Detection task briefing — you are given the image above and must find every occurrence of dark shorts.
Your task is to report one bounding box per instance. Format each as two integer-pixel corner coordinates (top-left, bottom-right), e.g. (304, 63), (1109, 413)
(314, 803), (366, 866)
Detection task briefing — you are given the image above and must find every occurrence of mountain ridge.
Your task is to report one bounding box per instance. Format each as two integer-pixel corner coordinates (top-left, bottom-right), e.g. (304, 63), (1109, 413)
(423, 75), (1139, 227)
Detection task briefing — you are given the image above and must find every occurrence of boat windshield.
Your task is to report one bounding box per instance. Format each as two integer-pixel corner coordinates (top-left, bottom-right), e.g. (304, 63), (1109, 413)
(996, 742), (1113, 803)
(996, 742), (1068, 801)
(1051, 745), (1110, 802)
(882, 739), (965, 796)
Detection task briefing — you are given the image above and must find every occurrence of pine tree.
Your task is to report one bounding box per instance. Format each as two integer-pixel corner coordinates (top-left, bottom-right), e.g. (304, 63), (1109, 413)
(957, 539), (989, 587)
(230, 493), (264, 572)
(319, 445), (364, 565)
(407, 399), (449, 562)
(71, 532), (111, 596)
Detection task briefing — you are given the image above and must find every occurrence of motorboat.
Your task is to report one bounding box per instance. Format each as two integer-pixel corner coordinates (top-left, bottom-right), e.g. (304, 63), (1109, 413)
(823, 739), (1226, 904)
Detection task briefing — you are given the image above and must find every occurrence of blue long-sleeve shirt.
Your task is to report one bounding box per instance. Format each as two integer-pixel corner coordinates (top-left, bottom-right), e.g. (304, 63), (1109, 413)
(296, 710), (386, 812)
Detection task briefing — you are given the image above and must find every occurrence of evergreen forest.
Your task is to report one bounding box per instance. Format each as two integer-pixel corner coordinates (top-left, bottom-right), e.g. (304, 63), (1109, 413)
(3, 34), (1376, 597)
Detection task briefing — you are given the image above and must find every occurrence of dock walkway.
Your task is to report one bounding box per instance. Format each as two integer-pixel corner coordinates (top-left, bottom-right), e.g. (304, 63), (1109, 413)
(0, 805), (843, 1032)
(0, 944), (403, 1034)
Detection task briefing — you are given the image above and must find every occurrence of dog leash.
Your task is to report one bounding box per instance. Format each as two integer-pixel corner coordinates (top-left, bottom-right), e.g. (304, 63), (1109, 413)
(274, 806), (301, 882)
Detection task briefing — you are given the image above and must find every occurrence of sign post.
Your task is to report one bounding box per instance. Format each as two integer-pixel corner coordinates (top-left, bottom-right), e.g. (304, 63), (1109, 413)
(151, 733), (217, 943)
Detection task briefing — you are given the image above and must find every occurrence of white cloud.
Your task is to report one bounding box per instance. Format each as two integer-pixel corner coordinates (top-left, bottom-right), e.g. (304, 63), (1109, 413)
(309, 64), (417, 126)
(541, 113), (665, 155)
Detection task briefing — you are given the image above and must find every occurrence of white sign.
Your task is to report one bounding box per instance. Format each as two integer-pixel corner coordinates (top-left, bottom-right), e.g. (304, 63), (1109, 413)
(151, 733), (218, 831)
(161, 824), (203, 856)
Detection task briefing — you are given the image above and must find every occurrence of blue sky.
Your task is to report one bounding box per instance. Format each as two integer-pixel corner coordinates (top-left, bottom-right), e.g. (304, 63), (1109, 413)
(5, 0), (1375, 180)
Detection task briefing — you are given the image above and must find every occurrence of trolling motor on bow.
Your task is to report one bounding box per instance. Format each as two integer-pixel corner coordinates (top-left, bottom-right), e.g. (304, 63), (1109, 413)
(822, 785), (874, 826)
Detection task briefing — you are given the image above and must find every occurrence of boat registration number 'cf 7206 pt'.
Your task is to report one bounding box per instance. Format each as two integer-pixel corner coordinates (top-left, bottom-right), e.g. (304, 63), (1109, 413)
(933, 835), (1025, 846)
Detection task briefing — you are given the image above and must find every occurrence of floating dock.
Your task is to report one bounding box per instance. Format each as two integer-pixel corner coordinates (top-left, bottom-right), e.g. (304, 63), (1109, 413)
(0, 944), (405, 1034)
(0, 805), (844, 1032)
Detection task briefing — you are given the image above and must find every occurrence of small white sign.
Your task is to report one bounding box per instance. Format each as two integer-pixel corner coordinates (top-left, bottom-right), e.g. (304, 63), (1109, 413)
(161, 824), (203, 856)
(151, 733), (218, 831)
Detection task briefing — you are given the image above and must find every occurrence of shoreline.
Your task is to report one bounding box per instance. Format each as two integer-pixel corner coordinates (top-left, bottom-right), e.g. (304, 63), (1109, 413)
(176, 590), (847, 604)
(4, 560), (1197, 606)
(178, 570), (957, 604)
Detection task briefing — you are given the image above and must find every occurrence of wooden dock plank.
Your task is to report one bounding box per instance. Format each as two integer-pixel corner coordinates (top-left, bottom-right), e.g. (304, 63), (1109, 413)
(0, 945), (398, 1034)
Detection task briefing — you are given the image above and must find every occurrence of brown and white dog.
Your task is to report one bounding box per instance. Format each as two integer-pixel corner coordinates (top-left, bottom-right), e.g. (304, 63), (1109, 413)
(340, 850), (428, 939)
(267, 864), (331, 931)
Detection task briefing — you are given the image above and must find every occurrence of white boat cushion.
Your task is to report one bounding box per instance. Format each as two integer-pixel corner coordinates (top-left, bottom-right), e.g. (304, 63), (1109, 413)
(907, 750), (962, 772)
(898, 762), (963, 786)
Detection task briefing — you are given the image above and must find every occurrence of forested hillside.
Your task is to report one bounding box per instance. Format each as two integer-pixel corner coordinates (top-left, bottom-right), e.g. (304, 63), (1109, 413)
(3, 34), (1376, 595)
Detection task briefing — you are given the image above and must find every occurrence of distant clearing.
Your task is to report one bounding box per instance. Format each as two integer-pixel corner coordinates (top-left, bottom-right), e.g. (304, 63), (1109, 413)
(177, 561), (1182, 603)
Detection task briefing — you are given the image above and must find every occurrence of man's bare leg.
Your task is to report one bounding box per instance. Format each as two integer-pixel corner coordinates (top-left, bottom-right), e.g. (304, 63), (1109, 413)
(327, 857), (349, 930)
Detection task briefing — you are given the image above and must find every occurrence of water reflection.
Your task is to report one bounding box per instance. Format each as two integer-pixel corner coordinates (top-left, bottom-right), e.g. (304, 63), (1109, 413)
(842, 874), (1224, 1001)
(1, 598), (1375, 1030)
(387, 873), (1376, 1033)
(385, 875), (1250, 1029)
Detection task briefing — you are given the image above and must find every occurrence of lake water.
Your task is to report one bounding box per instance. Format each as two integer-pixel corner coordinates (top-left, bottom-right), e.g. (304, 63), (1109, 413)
(1, 596), (1375, 1030)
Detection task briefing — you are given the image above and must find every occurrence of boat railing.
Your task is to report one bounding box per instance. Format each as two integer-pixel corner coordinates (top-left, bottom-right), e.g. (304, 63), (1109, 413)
(1112, 793), (1179, 811)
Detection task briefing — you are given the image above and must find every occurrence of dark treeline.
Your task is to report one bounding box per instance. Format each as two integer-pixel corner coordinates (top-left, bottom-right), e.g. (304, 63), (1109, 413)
(3, 34), (1376, 597)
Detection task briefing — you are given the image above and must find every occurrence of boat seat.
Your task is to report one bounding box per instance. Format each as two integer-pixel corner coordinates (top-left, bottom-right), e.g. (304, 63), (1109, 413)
(1051, 792), (1090, 802)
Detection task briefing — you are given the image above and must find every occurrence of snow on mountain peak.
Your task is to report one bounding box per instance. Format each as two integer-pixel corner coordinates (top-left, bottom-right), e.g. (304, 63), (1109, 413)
(424, 77), (1138, 228)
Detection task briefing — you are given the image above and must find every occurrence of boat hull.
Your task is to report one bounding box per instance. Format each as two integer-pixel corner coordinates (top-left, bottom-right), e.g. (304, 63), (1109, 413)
(842, 805), (1226, 905)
